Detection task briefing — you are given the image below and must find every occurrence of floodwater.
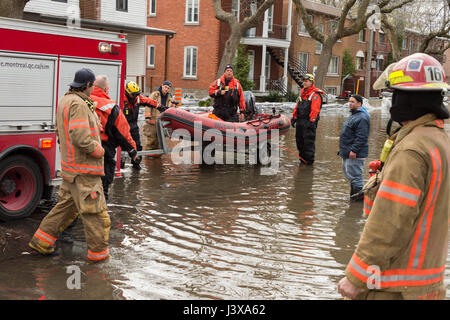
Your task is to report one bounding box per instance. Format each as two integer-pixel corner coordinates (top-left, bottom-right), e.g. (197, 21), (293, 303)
(0, 99), (449, 300)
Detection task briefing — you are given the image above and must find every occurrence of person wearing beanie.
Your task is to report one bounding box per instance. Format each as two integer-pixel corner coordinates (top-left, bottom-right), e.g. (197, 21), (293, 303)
(208, 64), (246, 122)
(338, 94), (370, 202)
(142, 80), (178, 153)
(338, 53), (450, 300)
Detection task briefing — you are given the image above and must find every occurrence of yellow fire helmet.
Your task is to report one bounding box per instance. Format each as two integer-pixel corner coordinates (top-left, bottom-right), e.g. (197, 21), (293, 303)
(125, 81), (141, 97)
(303, 73), (315, 82)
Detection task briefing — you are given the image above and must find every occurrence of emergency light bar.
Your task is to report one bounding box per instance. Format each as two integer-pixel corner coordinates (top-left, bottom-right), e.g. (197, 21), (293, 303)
(98, 42), (121, 54)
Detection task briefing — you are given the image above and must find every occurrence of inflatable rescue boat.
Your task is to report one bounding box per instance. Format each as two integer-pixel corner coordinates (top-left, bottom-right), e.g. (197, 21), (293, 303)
(159, 92), (291, 146)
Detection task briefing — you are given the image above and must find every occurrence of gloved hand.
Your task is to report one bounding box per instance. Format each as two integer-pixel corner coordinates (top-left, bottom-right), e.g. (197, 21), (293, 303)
(157, 104), (168, 113)
(291, 117), (296, 128)
(308, 120), (316, 128)
(128, 149), (138, 161)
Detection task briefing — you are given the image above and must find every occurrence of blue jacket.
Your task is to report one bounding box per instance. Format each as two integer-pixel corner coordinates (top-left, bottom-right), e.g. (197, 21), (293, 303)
(339, 106), (370, 159)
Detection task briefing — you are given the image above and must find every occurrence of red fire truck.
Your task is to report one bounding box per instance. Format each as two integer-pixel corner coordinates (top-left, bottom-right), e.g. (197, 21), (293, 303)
(0, 17), (127, 221)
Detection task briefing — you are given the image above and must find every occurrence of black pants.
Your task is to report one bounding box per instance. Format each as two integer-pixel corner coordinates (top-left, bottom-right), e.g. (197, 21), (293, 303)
(130, 126), (142, 166)
(101, 157), (116, 200)
(295, 119), (318, 164)
(213, 107), (239, 122)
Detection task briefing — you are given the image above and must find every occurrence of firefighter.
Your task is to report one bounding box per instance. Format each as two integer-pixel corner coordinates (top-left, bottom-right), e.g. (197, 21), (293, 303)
(290, 74), (324, 165)
(338, 53), (450, 300)
(208, 64), (246, 122)
(29, 68), (111, 263)
(142, 80), (175, 153)
(123, 81), (162, 169)
(92, 75), (138, 199)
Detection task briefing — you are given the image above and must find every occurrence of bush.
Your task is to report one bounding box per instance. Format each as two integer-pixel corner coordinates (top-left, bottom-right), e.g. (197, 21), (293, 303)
(198, 98), (211, 107)
(261, 91), (284, 102)
(285, 91), (298, 102)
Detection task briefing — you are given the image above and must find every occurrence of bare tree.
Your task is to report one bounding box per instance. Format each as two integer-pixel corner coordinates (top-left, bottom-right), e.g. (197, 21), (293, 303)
(381, 0), (449, 61)
(293, 0), (414, 89)
(212, 0), (276, 78)
(0, 0), (30, 19)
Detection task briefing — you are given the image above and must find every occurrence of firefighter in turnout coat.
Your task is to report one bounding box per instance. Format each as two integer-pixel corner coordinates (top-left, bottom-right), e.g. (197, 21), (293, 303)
(338, 53), (450, 300)
(29, 68), (111, 263)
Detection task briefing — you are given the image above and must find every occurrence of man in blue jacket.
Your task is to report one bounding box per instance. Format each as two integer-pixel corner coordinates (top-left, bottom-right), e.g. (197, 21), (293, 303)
(338, 94), (370, 202)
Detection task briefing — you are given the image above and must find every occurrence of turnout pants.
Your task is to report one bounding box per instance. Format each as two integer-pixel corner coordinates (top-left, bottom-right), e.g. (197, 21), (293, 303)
(142, 122), (160, 151)
(29, 175), (111, 262)
(295, 119), (318, 164)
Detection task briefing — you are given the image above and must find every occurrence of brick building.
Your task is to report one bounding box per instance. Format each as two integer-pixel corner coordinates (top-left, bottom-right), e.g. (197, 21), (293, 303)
(144, 0), (449, 98)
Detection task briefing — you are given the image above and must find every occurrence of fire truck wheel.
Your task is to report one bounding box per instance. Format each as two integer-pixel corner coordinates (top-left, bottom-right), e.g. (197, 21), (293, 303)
(0, 155), (44, 221)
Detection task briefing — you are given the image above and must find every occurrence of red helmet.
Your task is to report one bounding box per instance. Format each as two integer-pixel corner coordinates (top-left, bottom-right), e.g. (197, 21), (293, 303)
(386, 53), (449, 91)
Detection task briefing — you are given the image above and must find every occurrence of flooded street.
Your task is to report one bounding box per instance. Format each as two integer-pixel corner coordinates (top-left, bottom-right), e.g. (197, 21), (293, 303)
(1, 99), (449, 300)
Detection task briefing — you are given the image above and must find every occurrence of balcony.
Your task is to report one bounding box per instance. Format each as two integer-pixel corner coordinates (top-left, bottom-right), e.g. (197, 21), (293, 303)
(242, 22), (291, 48)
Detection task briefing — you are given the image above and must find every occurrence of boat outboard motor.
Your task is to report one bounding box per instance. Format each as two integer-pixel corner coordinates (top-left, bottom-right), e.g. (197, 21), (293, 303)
(243, 91), (261, 119)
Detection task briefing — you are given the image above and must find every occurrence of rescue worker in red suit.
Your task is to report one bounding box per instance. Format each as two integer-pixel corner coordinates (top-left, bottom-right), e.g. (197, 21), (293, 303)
(291, 74), (324, 165)
(91, 75), (138, 200)
(123, 81), (162, 169)
(209, 64), (246, 122)
(338, 53), (450, 300)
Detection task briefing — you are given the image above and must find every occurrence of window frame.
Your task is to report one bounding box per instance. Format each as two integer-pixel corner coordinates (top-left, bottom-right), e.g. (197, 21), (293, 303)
(149, 0), (156, 16)
(299, 52), (309, 71)
(356, 56), (364, 71)
(183, 46), (198, 79)
(116, 0), (128, 12)
(232, 0), (240, 21)
(147, 45), (155, 68)
(357, 29), (366, 42)
(185, 0), (200, 24)
(298, 15), (313, 35)
(267, 5), (274, 32)
(327, 56), (339, 75)
(315, 23), (324, 54)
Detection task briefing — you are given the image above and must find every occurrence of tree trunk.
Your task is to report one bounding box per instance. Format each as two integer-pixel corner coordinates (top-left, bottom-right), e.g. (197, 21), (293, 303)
(216, 25), (243, 79)
(0, 0), (30, 19)
(314, 38), (335, 89)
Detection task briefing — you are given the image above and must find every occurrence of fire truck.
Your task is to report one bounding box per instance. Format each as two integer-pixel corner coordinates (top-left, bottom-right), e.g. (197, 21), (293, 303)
(0, 17), (127, 221)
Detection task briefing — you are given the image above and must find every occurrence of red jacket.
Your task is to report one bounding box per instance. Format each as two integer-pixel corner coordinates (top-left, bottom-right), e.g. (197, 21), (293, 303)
(292, 85), (324, 122)
(123, 93), (160, 127)
(91, 86), (136, 157)
(209, 74), (246, 112)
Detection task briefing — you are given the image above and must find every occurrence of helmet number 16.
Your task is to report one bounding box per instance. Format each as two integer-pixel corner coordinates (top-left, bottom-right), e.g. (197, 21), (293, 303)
(425, 66), (443, 82)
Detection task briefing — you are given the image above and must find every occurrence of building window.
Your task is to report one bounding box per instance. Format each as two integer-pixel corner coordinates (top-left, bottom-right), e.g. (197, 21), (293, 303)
(376, 56), (384, 71)
(186, 0), (199, 24)
(329, 20), (338, 34)
(232, 0), (240, 21)
(149, 0), (156, 16)
(267, 5), (274, 32)
(299, 52), (308, 71)
(184, 47), (197, 78)
(378, 32), (385, 43)
(325, 87), (337, 95)
(298, 15), (313, 34)
(357, 29), (365, 42)
(410, 39), (415, 53)
(147, 45), (155, 68)
(328, 56), (339, 75)
(116, 0), (128, 12)
(356, 57), (364, 70)
(402, 38), (408, 49)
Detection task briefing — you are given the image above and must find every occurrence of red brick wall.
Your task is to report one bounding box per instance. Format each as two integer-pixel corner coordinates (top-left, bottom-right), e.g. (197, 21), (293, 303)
(145, 0), (221, 95)
(79, 0), (101, 20)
